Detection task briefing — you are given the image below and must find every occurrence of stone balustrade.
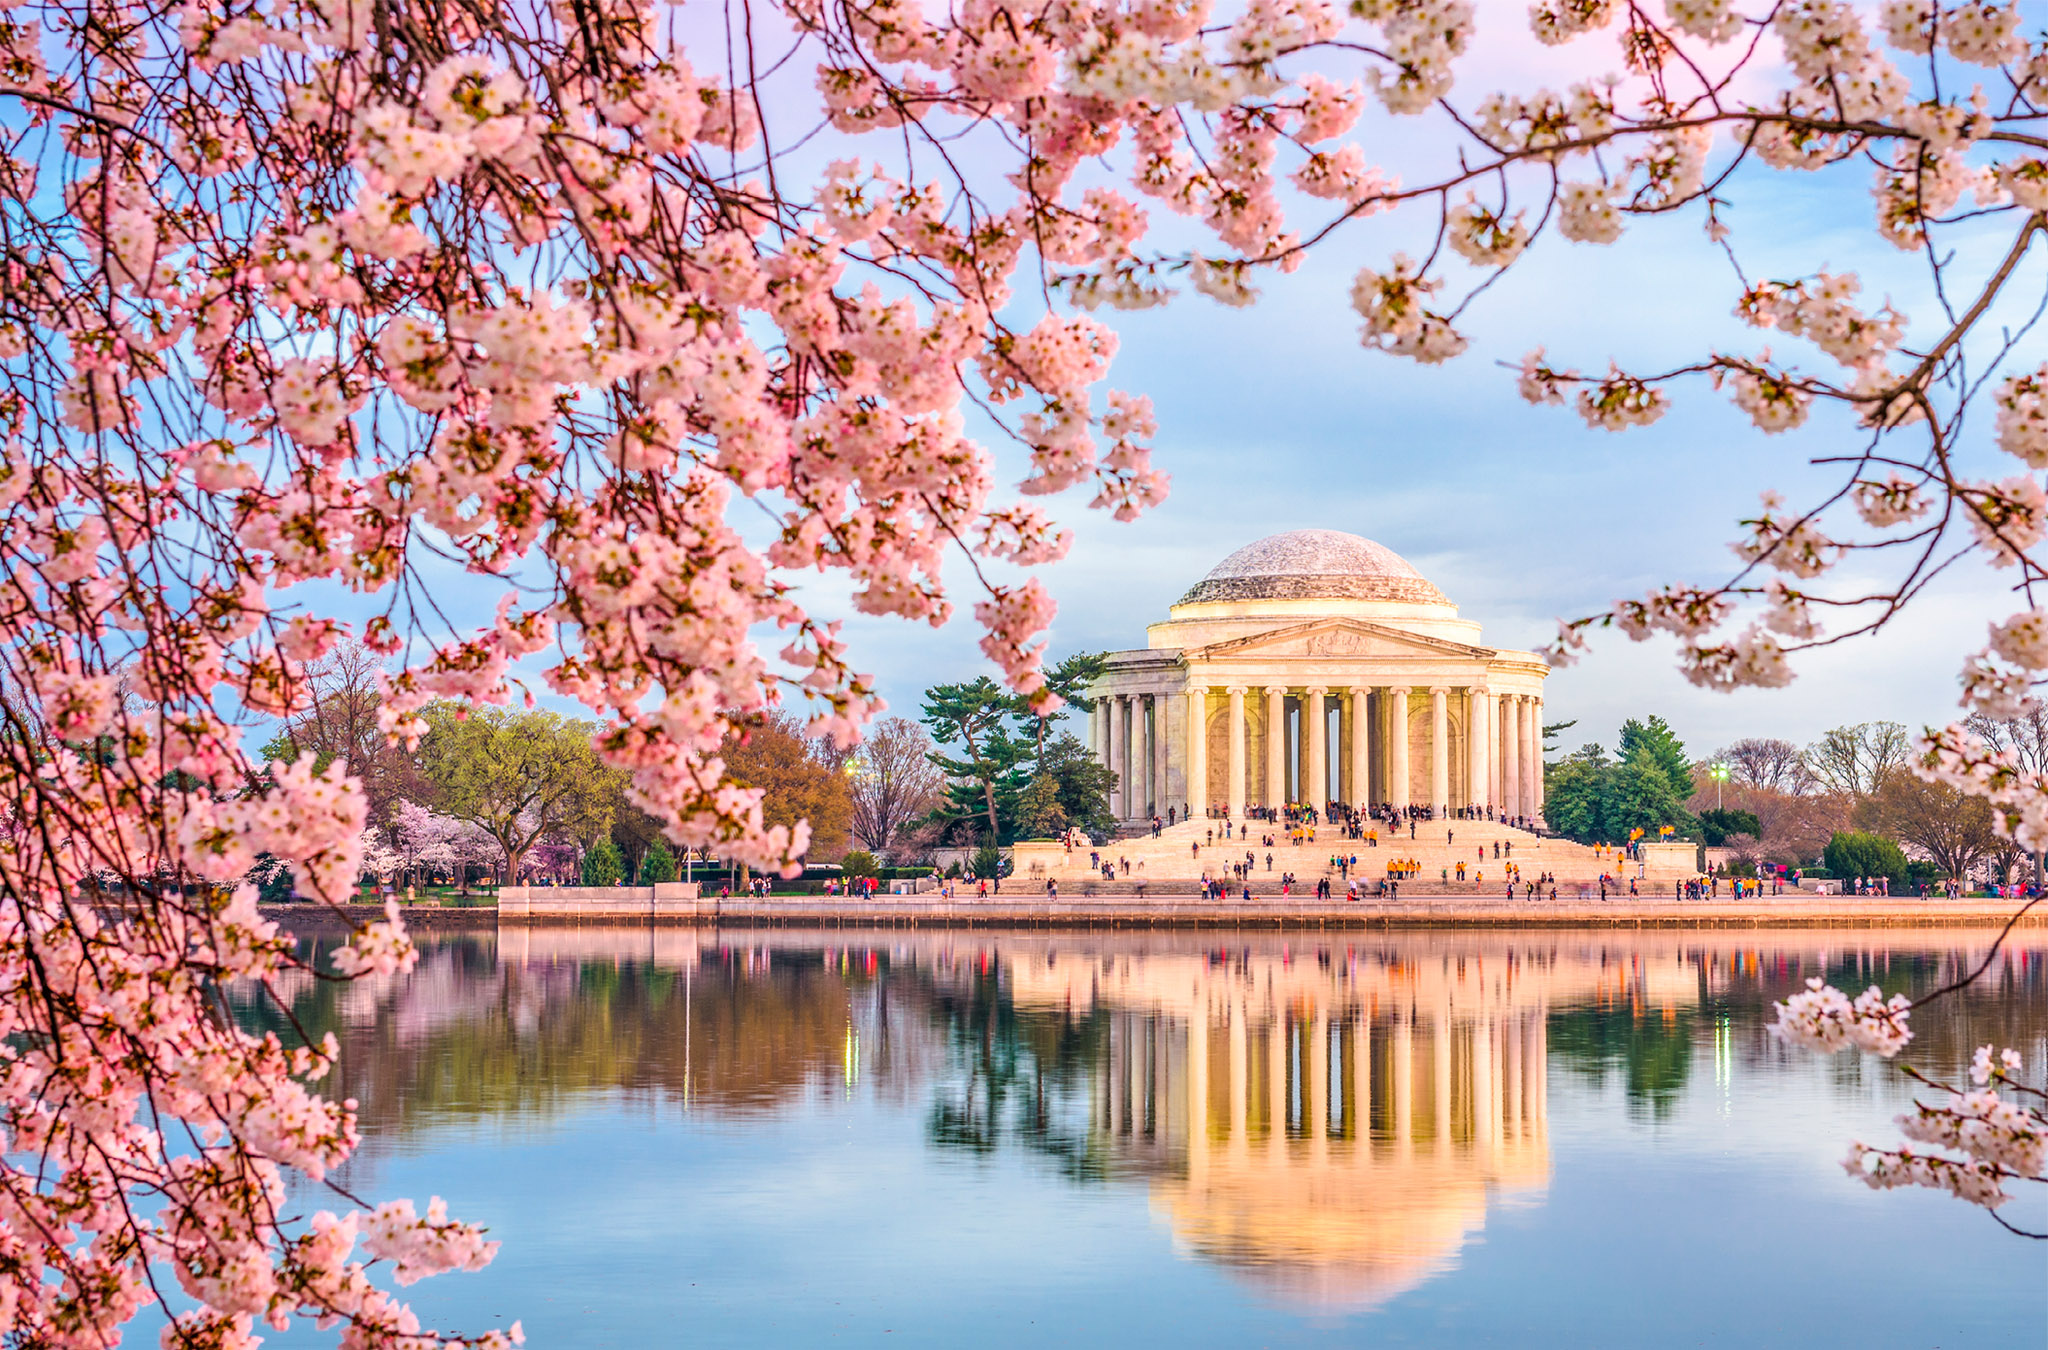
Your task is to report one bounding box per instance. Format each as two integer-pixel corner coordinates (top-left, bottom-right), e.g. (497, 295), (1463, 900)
(498, 882), (702, 920)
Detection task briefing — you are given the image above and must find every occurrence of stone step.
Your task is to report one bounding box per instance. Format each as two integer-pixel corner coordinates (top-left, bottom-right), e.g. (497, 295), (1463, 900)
(1021, 830), (1688, 884)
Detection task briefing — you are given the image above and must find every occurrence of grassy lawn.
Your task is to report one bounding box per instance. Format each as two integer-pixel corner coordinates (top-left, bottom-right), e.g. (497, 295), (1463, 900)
(355, 884), (499, 908)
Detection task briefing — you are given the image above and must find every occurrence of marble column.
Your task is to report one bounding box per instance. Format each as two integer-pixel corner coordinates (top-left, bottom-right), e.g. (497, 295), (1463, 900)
(1522, 696), (1540, 825)
(1107, 692), (1125, 818)
(1158, 696), (1173, 819)
(1468, 687), (1490, 813)
(1265, 685), (1287, 812)
(1129, 695), (1145, 820)
(1227, 686), (1247, 820)
(1507, 695), (1522, 822)
(1500, 692), (1520, 820)
(1154, 693), (1170, 819)
(1157, 695), (1172, 820)
(1429, 686), (1449, 814)
(1532, 698), (1546, 822)
(1349, 687), (1371, 809)
(1388, 686), (1411, 810)
(1187, 687), (1209, 820)
(1304, 687), (1327, 810)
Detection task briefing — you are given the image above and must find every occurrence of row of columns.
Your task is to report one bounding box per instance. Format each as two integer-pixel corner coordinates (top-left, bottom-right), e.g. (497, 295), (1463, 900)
(1097, 690), (1173, 820)
(1092, 685), (1546, 822)
(1098, 1002), (1548, 1157)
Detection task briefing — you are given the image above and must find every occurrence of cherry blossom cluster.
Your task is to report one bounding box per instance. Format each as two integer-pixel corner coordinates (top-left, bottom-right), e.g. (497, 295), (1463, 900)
(6, 0), (2048, 1332)
(1772, 977), (1916, 1058)
(1843, 1045), (2047, 1215)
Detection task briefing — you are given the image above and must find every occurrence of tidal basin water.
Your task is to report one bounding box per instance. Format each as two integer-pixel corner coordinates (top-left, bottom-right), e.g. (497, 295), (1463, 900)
(246, 925), (2048, 1347)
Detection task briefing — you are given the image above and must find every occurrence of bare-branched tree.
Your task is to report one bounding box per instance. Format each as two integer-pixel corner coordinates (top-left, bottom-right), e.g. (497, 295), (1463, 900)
(1718, 736), (1818, 795)
(849, 716), (944, 859)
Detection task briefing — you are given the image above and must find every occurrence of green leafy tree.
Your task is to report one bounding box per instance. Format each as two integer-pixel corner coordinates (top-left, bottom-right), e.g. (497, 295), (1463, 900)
(1039, 732), (1118, 835)
(1603, 759), (1695, 842)
(640, 838), (677, 884)
(1542, 740), (1695, 844)
(1014, 774), (1069, 840)
(1542, 718), (1578, 756)
(1542, 745), (1612, 843)
(580, 837), (624, 886)
(1619, 715), (1695, 802)
(1698, 808), (1762, 847)
(1012, 652), (1107, 766)
(922, 677), (1034, 844)
(1823, 831), (1911, 886)
(841, 849), (878, 879)
(419, 704), (623, 881)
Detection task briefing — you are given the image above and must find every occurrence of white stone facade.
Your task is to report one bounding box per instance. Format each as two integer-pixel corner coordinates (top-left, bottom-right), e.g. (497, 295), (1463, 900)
(1087, 530), (1548, 824)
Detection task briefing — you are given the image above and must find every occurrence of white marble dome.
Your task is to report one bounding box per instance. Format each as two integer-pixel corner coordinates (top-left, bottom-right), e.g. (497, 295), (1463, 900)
(1176, 529), (1449, 607)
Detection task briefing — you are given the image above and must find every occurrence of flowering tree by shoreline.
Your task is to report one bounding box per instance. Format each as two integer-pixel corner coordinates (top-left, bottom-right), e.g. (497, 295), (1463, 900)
(1773, 900), (2047, 1235)
(3, 0), (2048, 1338)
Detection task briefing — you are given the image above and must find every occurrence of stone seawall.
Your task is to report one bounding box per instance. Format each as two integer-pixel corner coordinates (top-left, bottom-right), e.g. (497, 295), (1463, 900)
(497, 883), (702, 919)
(259, 895), (2044, 931)
(492, 894), (2040, 929)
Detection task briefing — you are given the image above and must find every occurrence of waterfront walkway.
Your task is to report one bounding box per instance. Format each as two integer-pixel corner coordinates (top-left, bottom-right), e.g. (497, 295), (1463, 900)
(267, 895), (2045, 931)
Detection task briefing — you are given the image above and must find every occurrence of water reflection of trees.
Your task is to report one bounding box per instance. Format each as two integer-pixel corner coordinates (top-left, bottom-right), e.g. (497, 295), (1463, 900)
(235, 928), (2048, 1143)
(234, 926), (2046, 1312)
(921, 972), (1114, 1180)
(233, 935), (952, 1137)
(1548, 1004), (1699, 1119)
(1541, 938), (2048, 1118)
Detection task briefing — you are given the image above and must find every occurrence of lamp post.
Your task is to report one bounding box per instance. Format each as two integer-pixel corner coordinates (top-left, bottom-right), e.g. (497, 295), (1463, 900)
(1709, 761), (1729, 811)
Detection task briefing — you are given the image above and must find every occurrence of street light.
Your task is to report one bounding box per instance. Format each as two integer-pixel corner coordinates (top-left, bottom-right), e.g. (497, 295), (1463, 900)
(1709, 761), (1729, 810)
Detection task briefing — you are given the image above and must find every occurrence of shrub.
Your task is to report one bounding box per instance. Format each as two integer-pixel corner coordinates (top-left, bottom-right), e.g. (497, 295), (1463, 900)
(640, 839), (676, 884)
(842, 850), (878, 879)
(1822, 831), (1909, 887)
(581, 837), (624, 886)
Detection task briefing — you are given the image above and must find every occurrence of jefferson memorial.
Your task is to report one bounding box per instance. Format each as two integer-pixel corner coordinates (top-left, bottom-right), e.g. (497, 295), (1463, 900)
(1086, 529), (1549, 825)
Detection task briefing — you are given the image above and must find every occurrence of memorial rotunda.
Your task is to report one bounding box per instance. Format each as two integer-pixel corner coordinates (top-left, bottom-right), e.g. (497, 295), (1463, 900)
(1087, 529), (1549, 825)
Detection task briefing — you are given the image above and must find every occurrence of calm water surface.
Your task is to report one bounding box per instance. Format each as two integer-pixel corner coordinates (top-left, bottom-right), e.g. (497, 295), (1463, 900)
(246, 925), (2048, 1348)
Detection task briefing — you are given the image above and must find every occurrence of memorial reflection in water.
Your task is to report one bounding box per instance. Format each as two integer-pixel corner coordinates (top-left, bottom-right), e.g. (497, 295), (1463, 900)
(1007, 943), (1561, 1310)
(254, 924), (2045, 1329)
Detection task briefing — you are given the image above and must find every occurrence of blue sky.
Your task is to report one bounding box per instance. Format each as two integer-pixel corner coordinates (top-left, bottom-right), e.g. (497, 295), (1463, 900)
(823, 163), (2033, 764)
(323, 30), (2043, 770)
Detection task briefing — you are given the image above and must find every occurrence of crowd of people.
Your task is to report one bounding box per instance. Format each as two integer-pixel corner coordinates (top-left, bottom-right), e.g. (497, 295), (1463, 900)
(1206, 799), (1545, 838)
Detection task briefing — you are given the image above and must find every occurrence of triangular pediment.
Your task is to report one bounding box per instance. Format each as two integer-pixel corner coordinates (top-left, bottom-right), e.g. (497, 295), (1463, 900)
(1192, 618), (1495, 662)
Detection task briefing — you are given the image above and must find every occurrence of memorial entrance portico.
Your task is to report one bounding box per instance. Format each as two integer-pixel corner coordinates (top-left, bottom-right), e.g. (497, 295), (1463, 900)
(1014, 529), (1702, 889)
(1086, 530), (1549, 824)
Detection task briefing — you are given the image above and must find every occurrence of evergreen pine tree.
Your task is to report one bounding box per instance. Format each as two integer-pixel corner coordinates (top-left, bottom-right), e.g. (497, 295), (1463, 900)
(640, 838), (676, 884)
(581, 837), (624, 886)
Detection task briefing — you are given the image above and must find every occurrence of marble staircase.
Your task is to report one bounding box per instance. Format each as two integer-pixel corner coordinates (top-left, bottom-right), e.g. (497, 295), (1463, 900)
(1013, 815), (1700, 890)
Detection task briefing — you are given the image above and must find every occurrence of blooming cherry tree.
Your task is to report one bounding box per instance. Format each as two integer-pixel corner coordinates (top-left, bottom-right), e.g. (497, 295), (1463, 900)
(1774, 927), (2048, 1232)
(5, 0), (2048, 1336)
